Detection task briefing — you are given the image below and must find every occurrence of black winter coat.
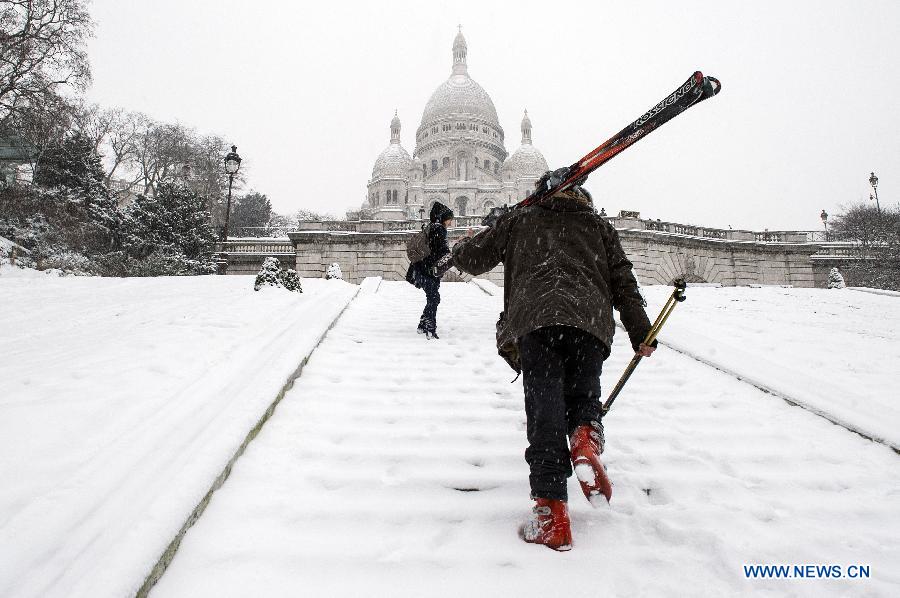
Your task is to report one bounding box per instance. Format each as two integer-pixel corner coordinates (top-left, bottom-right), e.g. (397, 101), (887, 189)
(452, 189), (652, 371)
(406, 222), (451, 287)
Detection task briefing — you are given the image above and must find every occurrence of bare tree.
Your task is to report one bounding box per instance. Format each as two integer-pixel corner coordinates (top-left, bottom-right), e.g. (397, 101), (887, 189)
(0, 0), (94, 128)
(830, 202), (900, 290)
(188, 133), (237, 224)
(2, 89), (75, 168)
(830, 203), (899, 247)
(102, 109), (146, 188)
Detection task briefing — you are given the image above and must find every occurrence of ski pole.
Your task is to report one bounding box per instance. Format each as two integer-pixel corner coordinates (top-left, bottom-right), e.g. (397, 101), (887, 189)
(601, 279), (687, 415)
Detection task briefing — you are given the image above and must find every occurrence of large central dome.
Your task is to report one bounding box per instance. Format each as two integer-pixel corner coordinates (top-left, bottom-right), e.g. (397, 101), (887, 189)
(421, 74), (500, 126)
(419, 30), (500, 128)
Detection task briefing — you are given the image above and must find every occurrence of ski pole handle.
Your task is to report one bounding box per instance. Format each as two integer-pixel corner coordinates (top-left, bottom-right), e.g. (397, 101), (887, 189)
(601, 279), (687, 415)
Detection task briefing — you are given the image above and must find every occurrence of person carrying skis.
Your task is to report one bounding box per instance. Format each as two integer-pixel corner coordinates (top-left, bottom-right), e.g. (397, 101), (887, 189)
(451, 178), (655, 551)
(406, 201), (455, 339)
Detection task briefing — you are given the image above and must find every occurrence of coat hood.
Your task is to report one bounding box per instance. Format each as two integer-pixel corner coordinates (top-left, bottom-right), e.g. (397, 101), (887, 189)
(538, 188), (595, 213)
(430, 201), (455, 223)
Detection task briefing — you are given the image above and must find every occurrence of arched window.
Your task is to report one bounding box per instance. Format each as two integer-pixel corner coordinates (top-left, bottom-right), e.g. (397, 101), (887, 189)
(494, 162), (499, 174)
(484, 159), (490, 170)
(422, 163), (427, 176)
(442, 157), (449, 168)
(375, 191), (380, 206)
(483, 199), (495, 215)
(392, 190), (399, 204)
(431, 160), (438, 172)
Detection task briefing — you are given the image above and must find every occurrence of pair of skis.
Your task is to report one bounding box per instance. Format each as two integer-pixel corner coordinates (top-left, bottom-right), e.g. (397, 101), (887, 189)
(483, 72), (718, 505)
(482, 70), (721, 226)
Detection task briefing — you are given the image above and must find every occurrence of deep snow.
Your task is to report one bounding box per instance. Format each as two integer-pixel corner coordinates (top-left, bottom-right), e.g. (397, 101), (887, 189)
(0, 278), (897, 597)
(152, 282), (899, 598)
(0, 275), (357, 598)
(640, 285), (900, 448)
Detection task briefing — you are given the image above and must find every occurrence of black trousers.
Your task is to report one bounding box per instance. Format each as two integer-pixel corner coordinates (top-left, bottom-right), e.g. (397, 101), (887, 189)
(519, 325), (609, 501)
(420, 274), (441, 331)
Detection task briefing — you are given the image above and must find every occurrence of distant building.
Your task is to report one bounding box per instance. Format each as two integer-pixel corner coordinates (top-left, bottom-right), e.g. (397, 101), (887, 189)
(363, 30), (549, 221)
(108, 177), (140, 207)
(0, 138), (35, 189)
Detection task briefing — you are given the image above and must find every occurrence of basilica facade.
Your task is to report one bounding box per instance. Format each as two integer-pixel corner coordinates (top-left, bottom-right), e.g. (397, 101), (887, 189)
(364, 30), (550, 220)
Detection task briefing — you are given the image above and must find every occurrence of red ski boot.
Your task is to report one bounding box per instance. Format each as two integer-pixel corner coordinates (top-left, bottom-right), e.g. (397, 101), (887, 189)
(521, 498), (572, 551)
(570, 422), (613, 506)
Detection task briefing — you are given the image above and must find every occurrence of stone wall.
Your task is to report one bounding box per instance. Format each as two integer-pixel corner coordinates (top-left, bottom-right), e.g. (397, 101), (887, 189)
(282, 227), (822, 287)
(622, 231), (818, 287)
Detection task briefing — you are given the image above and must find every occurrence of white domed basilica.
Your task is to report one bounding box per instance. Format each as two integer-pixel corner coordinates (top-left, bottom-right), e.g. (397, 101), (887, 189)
(365, 29), (549, 220)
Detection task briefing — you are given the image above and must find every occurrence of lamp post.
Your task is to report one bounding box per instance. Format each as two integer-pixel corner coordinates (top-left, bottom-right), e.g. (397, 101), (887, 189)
(419, 206), (425, 221)
(869, 172), (881, 218)
(218, 145), (242, 275)
(820, 209), (828, 241)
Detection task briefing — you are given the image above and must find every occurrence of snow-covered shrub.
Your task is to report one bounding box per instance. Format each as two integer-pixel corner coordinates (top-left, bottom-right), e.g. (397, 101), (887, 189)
(827, 267), (846, 289)
(278, 268), (303, 292)
(38, 248), (93, 275)
(97, 250), (214, 277)
(254, 257), (281, 290)
(325, 262), (343, 280)
(254, 257), (302, 292)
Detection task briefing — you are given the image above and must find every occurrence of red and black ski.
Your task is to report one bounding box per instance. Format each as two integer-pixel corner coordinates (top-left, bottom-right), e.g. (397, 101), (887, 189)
(483, 71), (721, 225)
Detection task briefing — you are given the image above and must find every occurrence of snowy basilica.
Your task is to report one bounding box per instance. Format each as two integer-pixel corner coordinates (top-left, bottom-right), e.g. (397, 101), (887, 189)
(363, 29), (550, 220)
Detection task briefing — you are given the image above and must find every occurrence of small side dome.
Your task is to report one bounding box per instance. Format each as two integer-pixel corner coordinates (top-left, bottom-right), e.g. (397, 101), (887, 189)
(502, 109), (549, 178)
(372, 145), (412, 179)
(372, 111), (412, 180)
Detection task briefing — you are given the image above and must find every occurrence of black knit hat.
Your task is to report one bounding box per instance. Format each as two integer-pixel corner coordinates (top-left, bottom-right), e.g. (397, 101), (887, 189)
(429, 201), (454, 223)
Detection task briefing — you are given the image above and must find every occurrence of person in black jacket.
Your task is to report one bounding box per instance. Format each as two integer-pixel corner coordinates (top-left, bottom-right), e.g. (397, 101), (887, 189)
(405, 202), (454, 339)
(452, 182), (655, 551)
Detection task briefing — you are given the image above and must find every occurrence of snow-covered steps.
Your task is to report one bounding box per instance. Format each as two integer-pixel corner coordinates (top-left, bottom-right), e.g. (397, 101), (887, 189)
(152, 282), (900, 598)
(0, 276), (358, 598)
(641, 285), (900, 449)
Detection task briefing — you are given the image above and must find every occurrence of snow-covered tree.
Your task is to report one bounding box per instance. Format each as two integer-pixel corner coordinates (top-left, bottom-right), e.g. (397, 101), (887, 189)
(278, 267), (302, 292)
(827, 267), (846, 289)
(325, 262), (343, 280)
(254, 256), (302, 292)
(121, 182), (216, 274)
(231, 191), (272, 233)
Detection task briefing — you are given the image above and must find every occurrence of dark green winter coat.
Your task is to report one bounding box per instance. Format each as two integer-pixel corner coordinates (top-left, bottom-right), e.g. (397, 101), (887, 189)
(451, 189), (652, 371)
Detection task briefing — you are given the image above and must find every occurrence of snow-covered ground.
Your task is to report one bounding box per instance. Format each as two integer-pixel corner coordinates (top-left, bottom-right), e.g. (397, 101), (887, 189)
(641, 285), (900, 449)
(0, 275), (357, 598)
(152, 282), (899, 598)
(1, 278), (898, 597)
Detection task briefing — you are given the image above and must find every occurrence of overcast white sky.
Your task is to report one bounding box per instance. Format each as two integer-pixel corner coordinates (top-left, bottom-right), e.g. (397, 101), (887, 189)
(84, 0), (899, 230)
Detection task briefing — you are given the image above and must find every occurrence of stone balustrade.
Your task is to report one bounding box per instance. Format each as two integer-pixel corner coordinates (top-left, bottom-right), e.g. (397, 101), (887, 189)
(220, 217), (868, 287)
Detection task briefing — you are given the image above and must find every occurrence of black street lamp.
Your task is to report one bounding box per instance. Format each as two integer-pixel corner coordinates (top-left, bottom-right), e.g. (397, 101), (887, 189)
(869, 171), (881, 218)
(218, 145), (242, 275)
(419, 206), (425, 221)
(820, 209), (828, 241)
